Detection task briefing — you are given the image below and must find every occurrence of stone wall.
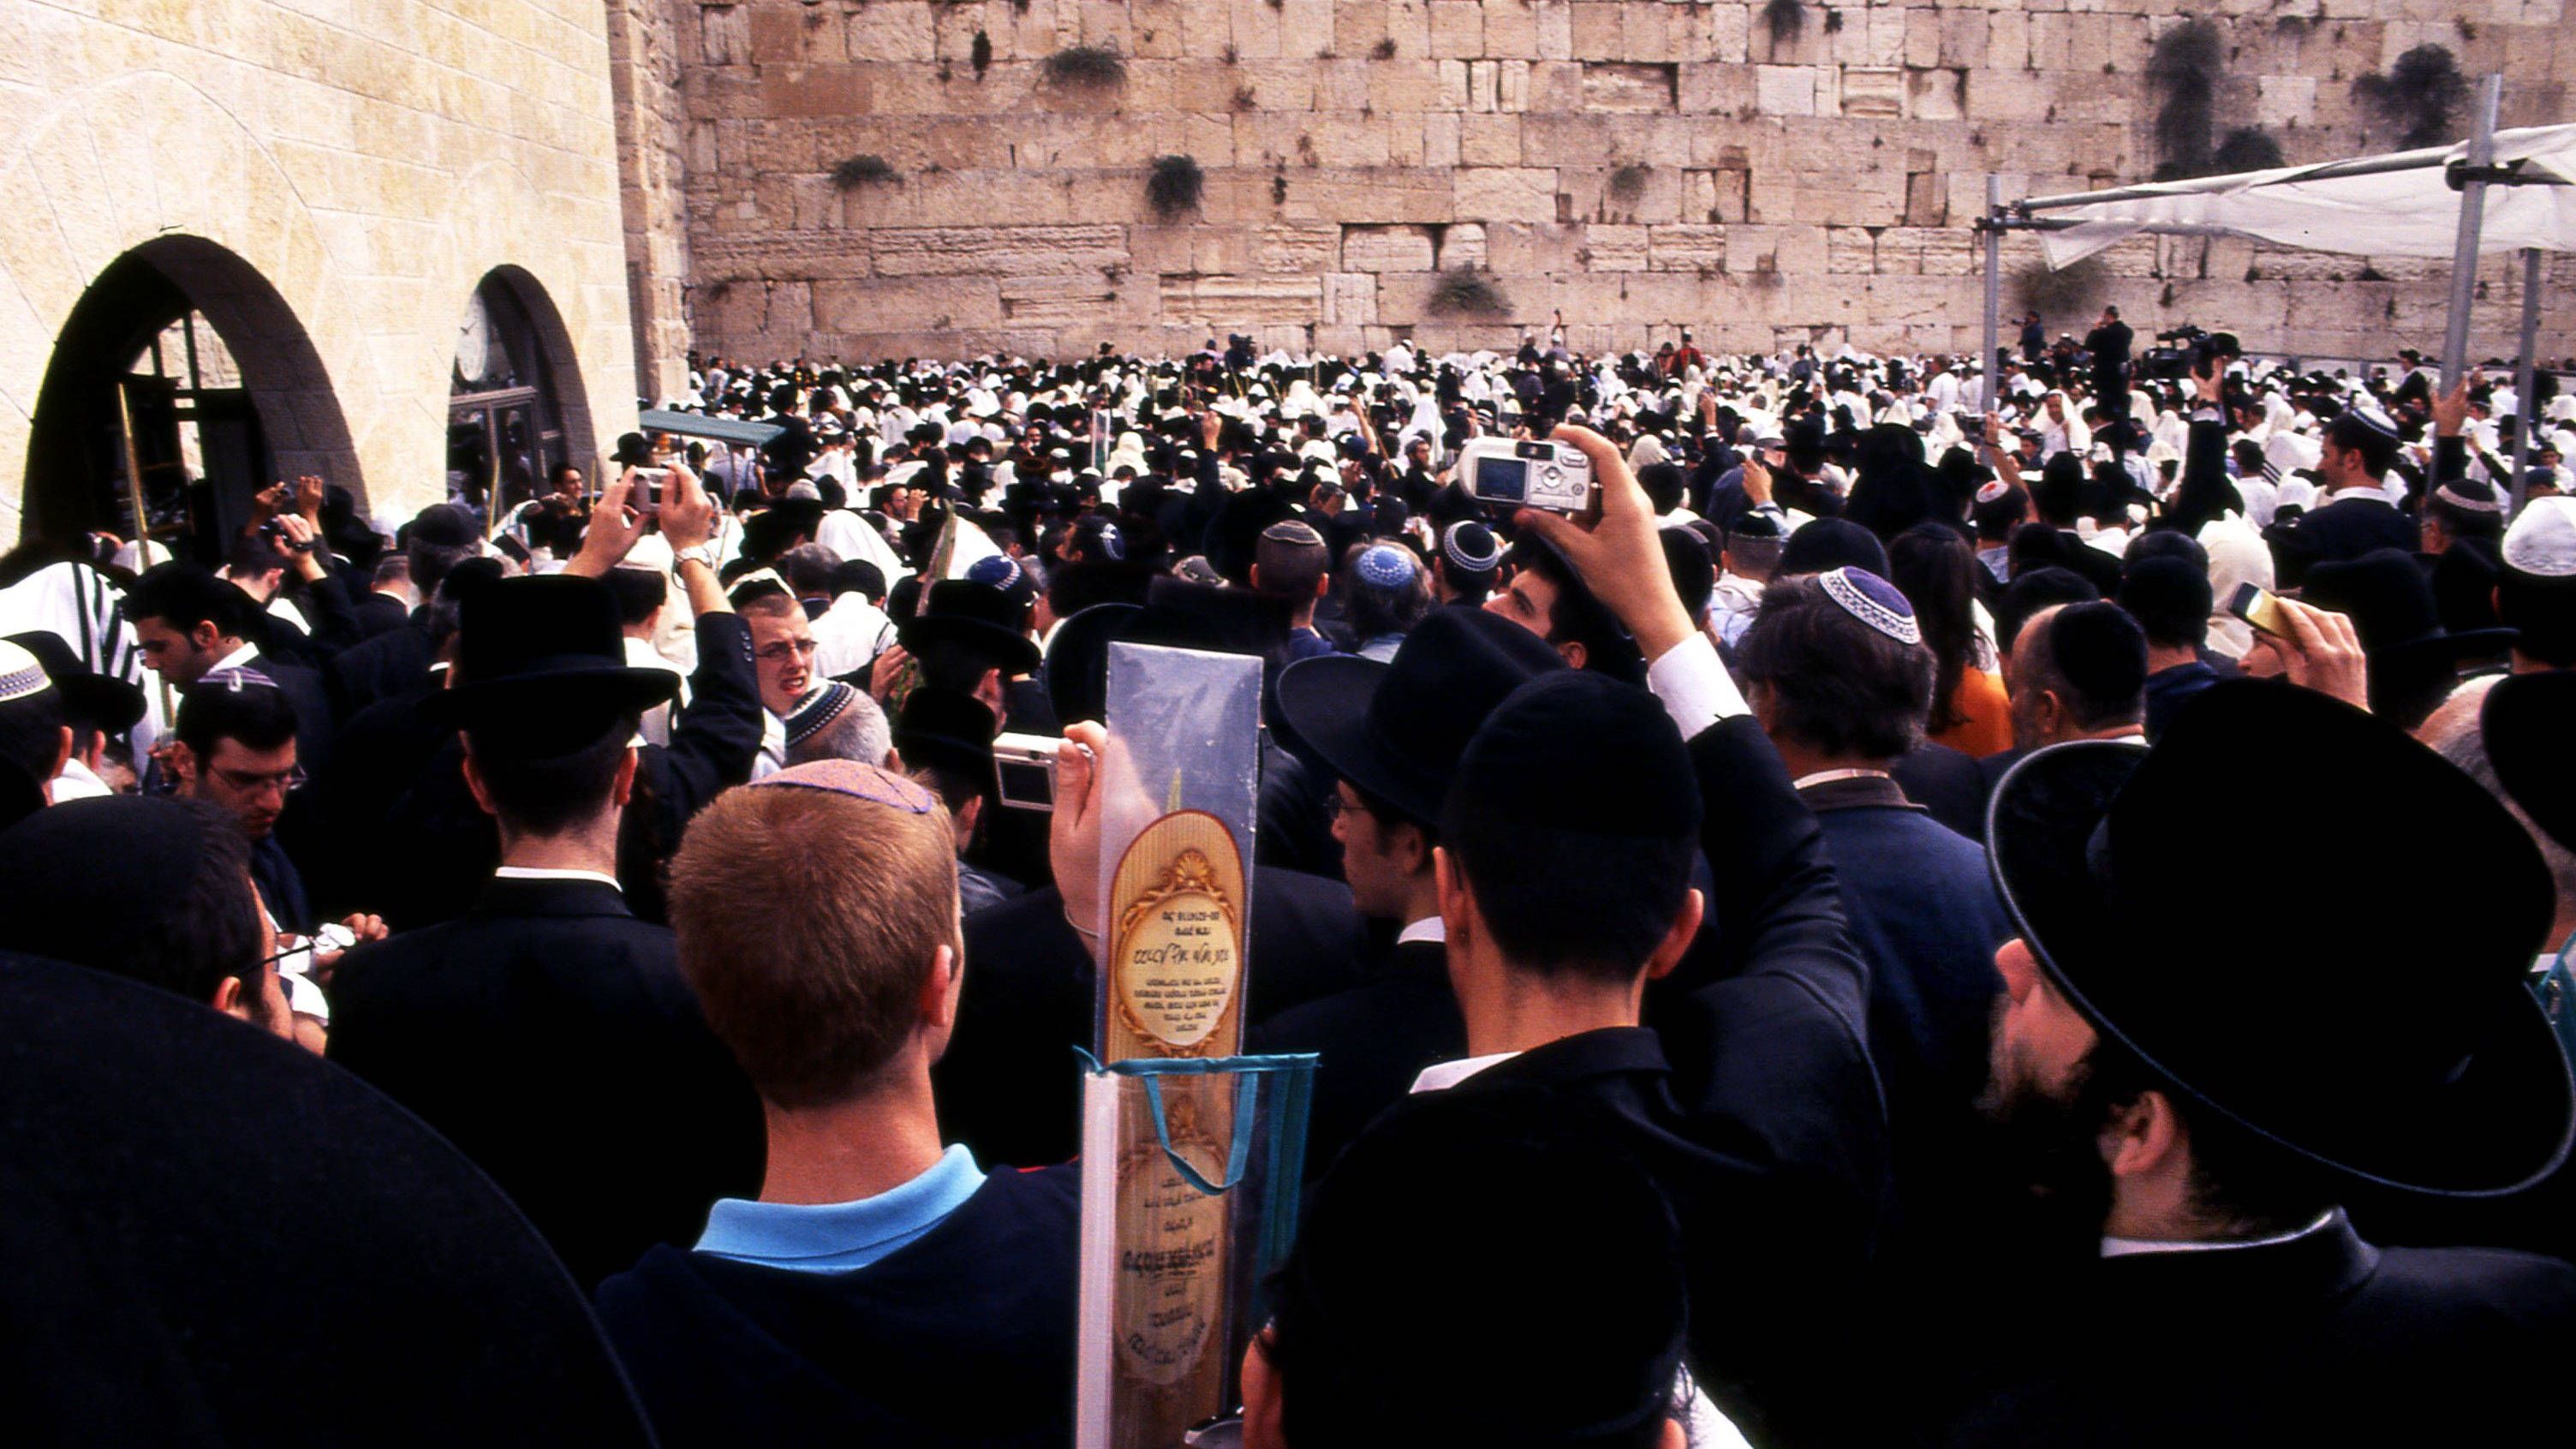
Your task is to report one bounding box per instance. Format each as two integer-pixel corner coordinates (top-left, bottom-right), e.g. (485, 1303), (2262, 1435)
(0, 0), (641, 537)
(666, 0), (2575, 366)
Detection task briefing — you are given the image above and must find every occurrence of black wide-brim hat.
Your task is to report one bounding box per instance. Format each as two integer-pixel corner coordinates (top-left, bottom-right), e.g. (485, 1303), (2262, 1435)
(1043, 602), (1143, 728)
(1987, 679), (2573, 1197)
(5, 630), (146, 736)
(1275, 605), (1565, 827)
(426, 575), (679, 736)
(895, 580), (1041, 677)
(2484, 669), (2576, 858)
(893, 686), (997, 784)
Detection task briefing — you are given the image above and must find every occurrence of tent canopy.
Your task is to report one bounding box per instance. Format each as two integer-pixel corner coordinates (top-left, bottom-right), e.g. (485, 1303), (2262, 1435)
(2023, 124), (2576, 270)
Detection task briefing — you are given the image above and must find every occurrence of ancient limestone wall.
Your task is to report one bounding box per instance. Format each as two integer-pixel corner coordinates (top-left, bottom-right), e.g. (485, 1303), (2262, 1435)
(0, 0), (641, 536)
(666, 0), (2574, 367)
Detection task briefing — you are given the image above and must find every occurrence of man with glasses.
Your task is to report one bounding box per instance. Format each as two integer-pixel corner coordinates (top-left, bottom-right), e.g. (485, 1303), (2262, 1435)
(736, 583), (819, 779)
(169, 668), (384, 1042)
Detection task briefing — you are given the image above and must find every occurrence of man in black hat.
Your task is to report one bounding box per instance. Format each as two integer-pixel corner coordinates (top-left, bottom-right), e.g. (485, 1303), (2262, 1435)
(891, 687), (1023, 916)
(330, 560), (764, 1288)
(891, 577), (1040, 729)
(3, 630), (143, 802)
(2262, 406), (2418, 588)
(1255, 608), (1567, 1178)
(1486, 532), (1645, 680)
(1953, 680), (2576, 1445)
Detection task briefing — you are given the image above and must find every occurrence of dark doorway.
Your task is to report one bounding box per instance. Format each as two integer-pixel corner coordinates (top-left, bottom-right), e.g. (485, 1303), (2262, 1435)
(448, 267), (595, 528)
(20, 236), (360, 562)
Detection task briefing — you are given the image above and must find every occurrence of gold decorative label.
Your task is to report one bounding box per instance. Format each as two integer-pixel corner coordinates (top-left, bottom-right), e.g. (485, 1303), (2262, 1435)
(1108, 814), (1246, 1055)
(1111, 1103), (1228, 1389)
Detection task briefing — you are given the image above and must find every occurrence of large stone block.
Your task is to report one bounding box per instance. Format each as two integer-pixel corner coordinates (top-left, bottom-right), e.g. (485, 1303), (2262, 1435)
(1583, 61), (1679, 111)
(1428, 1), (1484, 57)
(869, 224), (1131, 277)
(1343, 223), (1439, 271)
(815, 275), (1005, 331)
(1650, 224), (1730, 272)
(1756, 64), (1816, 116)
(1586, 224), (1650, 270)
(1160, 271), (1326, 323)
(1453, 166), (1560, 223)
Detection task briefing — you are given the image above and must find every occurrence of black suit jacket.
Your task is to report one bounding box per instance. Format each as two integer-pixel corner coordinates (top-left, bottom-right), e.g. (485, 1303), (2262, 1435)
(351, 589), (410, 641)
(1457, 1030), (1881, 1448)
(327, 876), (765, 1288)
(231, 647), (337, 781)
(1643, 715), (1888, 1249)
(1246, 936), (1463, 1182)
(936, 867), (1369, 1169)
(2264, 492), (2418, 590)
(326, 614), (435, 721)
(1945, 1215), (2576, 1446)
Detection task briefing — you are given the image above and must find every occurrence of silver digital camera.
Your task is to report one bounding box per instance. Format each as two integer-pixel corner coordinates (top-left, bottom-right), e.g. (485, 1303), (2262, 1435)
(992, 732), (1060, 811)
(1453, 437), (1598, 516)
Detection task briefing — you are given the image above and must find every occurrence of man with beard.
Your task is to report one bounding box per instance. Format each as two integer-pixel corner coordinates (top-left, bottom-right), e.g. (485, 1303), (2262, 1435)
(1947, 678), (2576, 1445)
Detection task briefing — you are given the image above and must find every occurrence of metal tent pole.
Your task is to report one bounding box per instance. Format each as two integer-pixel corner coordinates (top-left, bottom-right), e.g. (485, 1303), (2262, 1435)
(1982, 175), (2002, 410)
(2512, 246), (2542, 514)
(2440, 75), (2504, 393)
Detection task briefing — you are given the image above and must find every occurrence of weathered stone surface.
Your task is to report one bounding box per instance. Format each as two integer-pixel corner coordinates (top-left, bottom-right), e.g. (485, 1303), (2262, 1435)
(119, 0), (2526, 378)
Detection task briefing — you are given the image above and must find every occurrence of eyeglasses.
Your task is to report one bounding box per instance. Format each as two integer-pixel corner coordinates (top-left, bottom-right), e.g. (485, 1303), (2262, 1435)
(755, 638), (820, 662)
(211, 763), (306, 797)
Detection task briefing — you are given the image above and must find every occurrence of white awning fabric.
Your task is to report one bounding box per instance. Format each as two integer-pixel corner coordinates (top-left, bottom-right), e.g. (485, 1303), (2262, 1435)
(2030, 124), (2576, 269)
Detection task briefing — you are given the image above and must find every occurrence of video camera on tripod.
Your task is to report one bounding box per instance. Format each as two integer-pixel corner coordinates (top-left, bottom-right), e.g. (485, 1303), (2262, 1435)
(2141, 325), (2242, 381)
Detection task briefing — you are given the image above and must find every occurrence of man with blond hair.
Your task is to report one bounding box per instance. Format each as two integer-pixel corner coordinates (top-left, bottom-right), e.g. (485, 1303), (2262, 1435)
(594, 760), (1077, 1449)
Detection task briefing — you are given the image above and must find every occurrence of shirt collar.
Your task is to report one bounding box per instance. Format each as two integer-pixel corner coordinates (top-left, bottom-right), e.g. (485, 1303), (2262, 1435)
(1397, 915), (1446, 945)
(212, 641), (261, 674)
(493, 866), (624, 891)
(2102, 1207), (2343, 1259)
(1409, 1052), (1520, 1095)
(696, 1144), (987, 1273)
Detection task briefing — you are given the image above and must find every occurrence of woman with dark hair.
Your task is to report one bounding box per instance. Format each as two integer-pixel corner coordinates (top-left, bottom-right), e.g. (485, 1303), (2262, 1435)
(1887, 522), (2012, 756)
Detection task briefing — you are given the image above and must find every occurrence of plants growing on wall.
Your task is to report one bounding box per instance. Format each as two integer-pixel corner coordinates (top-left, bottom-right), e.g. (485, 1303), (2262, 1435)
(970, 30), (992, 77)
(2146, 20), (2221, 180)
(2355, 44), (2467, 148)
(832, 154), (897, 189)
(2211, 127), (2286, 172)
(1147, 155), (1204, 218)
(2012, 257), (2106, 318)
(1428, 267), (1512, 318)
(1608, 163), (1651, 203)
(1762, 0), (1807, 49)
(1041, 44), (1126, 91)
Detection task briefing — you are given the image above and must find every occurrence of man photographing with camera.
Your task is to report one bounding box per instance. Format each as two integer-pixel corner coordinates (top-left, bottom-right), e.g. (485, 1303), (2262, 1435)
(1397, 423), (1887, 1446)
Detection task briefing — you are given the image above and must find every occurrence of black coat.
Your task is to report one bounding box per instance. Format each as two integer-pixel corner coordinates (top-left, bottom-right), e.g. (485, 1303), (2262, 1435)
(1456, 1030), (1883, 1448)
(937, 868), (1369, 1169)
(1247, 936), (1464, 1182)
(2265, 493), (2418, 590)
(326, 877), (766, 1288)
(326, 613), (436, 721)
(593, 1166), (1078, 1449)
(351, 588), (411, 641)
(1944, 1215), (2576, 1446)
(1891, 740), (1989, 841)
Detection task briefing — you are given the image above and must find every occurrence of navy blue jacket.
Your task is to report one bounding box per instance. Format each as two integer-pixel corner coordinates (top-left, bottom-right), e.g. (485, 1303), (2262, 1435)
(594, 1166), (1079, 1449)
(1804, 776), (2011, 1235)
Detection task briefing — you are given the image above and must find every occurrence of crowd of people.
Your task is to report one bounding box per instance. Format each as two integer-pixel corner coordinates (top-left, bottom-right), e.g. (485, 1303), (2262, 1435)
(2, 313), (2574, 1446)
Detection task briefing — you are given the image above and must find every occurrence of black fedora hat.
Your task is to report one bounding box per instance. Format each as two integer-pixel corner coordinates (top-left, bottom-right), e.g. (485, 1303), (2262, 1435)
(2305, 548), (2517, 719)
(1275, 606), (1565, 826)
(2484, 669), (2576, 857)
(426, 575), (678, 734)
(1988, 679), (2573, 1197)
(893, 686), (997, 784)
(1042, 602), (1142, 727)
(896, 580), (1040, 676)
(6, 630), (146, 736)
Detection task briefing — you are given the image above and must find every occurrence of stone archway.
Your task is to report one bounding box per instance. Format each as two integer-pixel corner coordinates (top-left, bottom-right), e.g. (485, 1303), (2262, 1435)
(444, 264), (602, 517)
(20, 236), (359, 555)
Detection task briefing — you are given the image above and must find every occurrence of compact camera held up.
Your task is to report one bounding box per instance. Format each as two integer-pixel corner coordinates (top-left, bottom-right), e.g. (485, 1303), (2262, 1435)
(1454, 437), (1600, 517)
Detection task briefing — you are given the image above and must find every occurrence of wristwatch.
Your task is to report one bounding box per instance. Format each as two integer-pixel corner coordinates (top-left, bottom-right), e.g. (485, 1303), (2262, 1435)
(671, 543), (719, 571)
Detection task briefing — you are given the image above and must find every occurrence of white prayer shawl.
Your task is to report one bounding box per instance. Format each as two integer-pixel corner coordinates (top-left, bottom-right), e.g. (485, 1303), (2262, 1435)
(817, 509), (911, 586)
(0, 560), (156, 754)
